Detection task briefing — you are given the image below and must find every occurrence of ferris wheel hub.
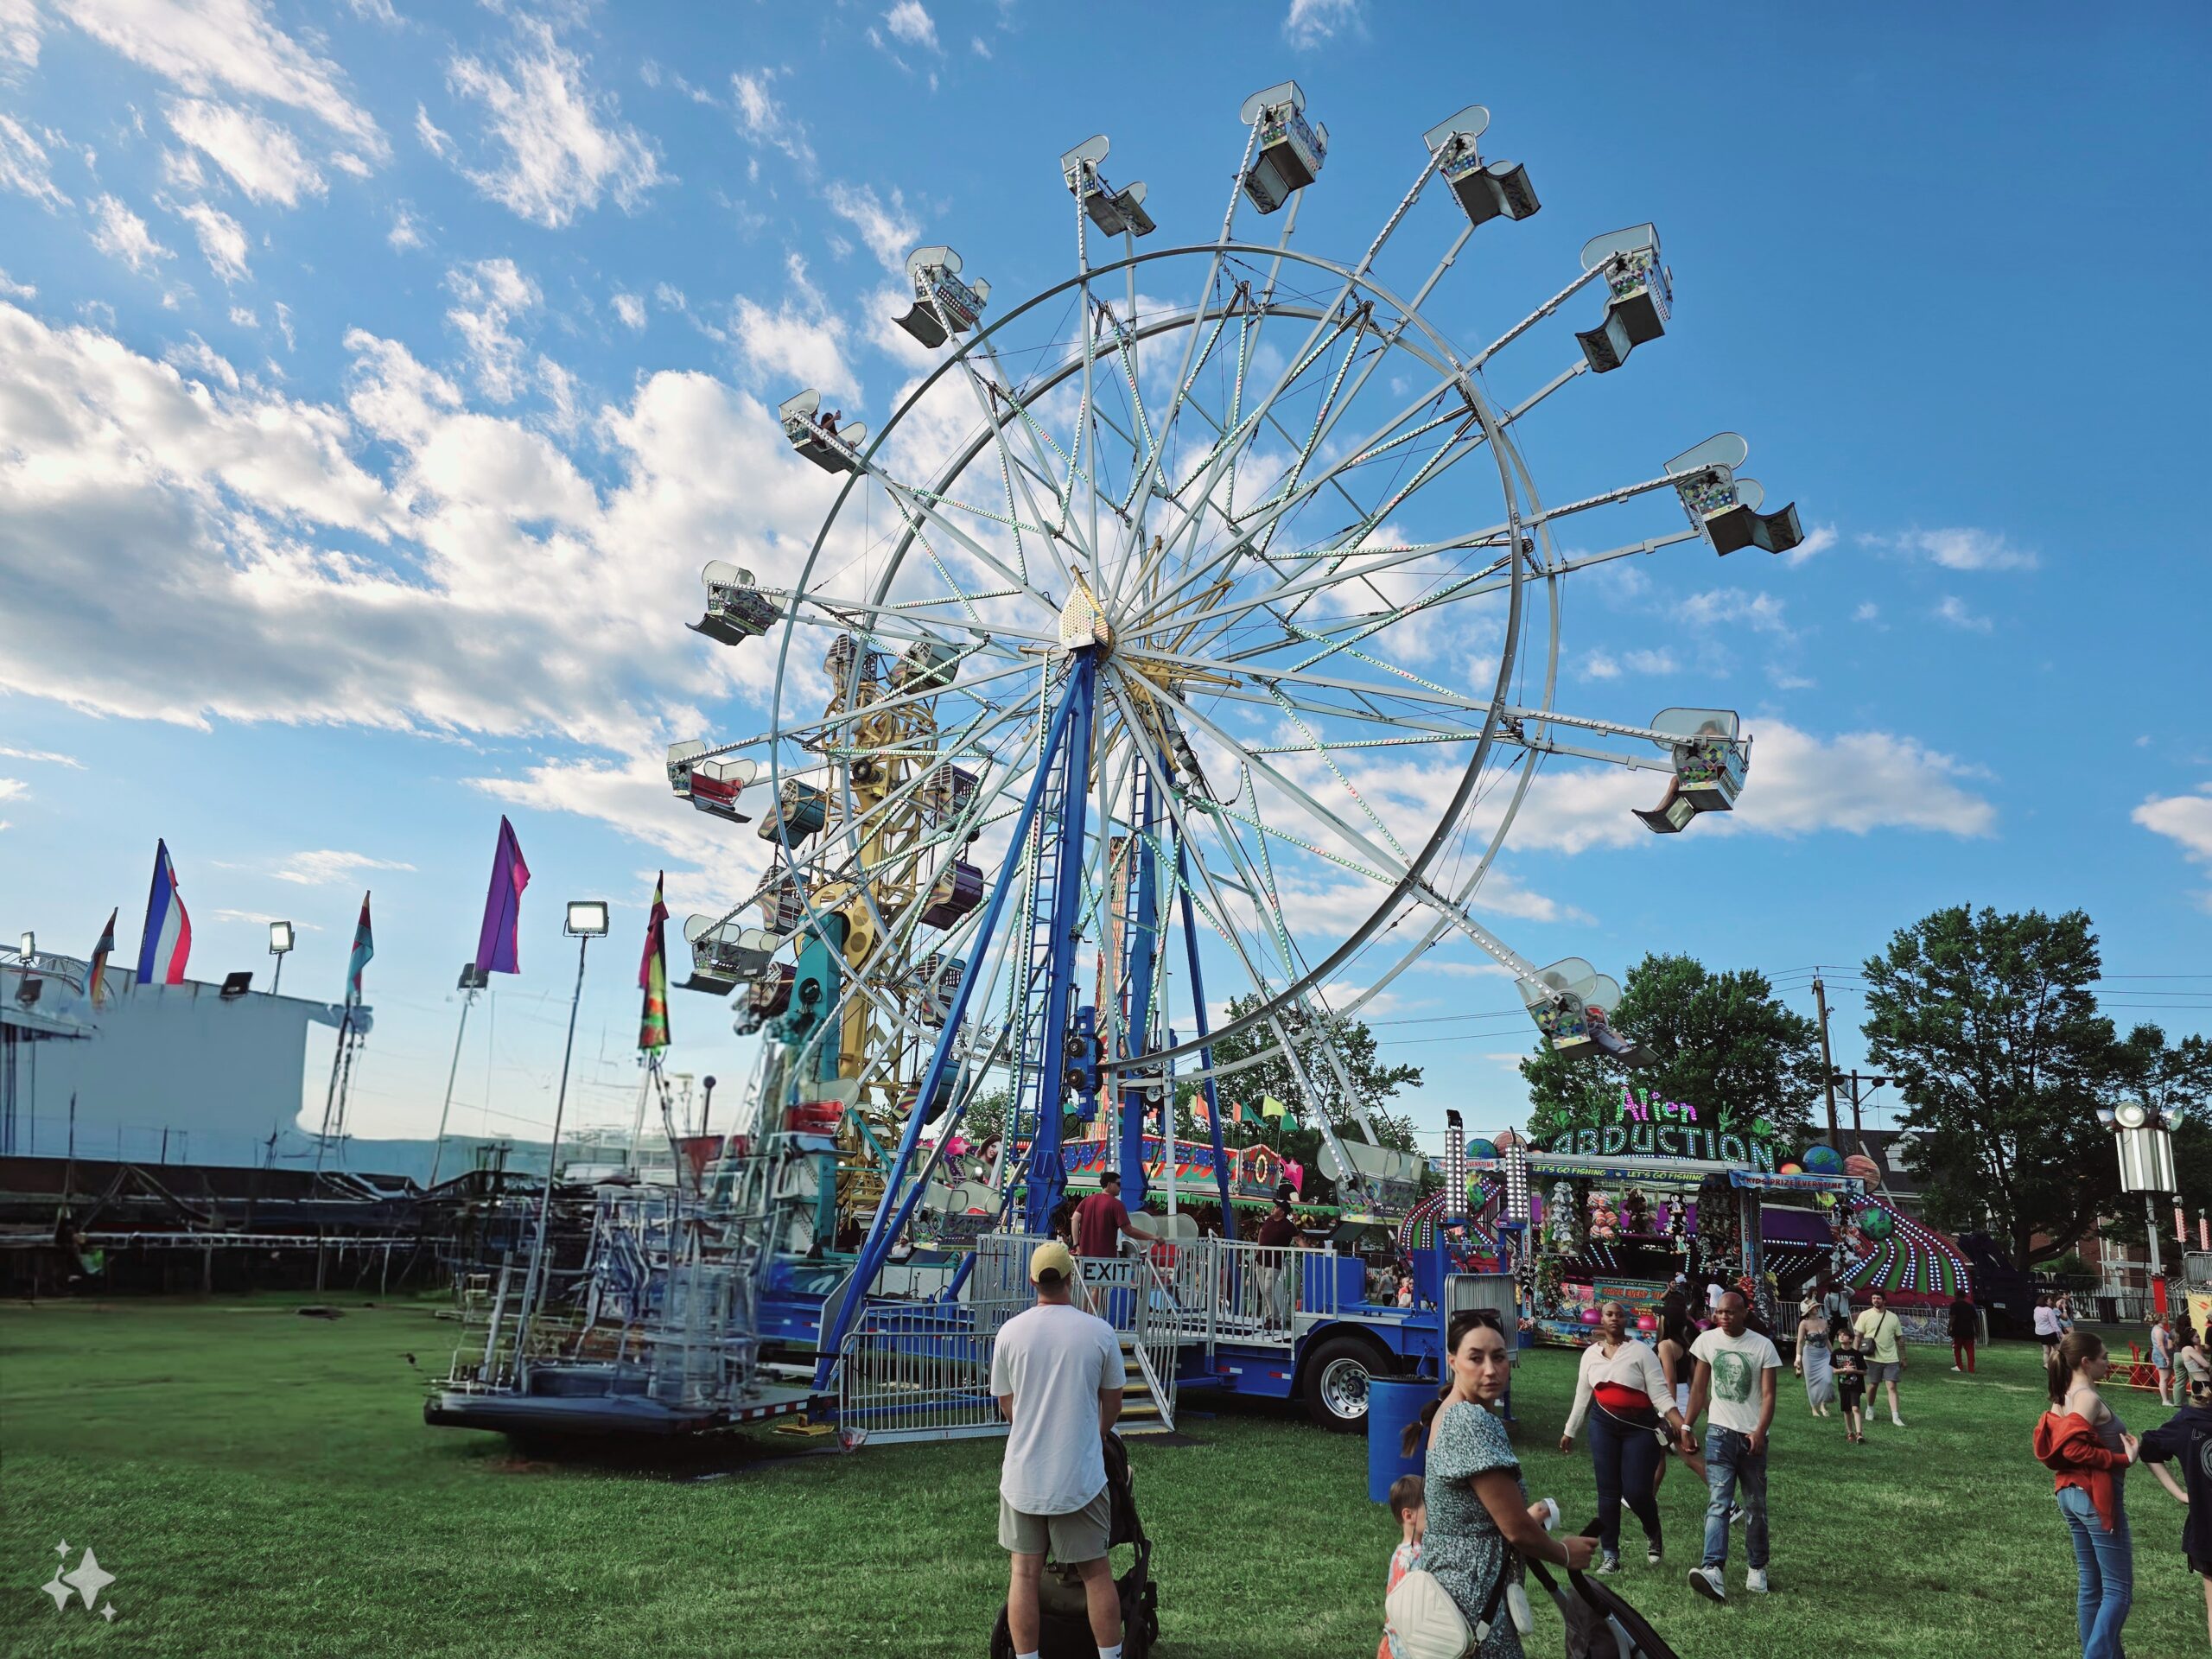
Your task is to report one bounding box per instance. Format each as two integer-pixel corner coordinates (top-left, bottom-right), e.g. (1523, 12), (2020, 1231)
(1056, 577), (1114, 657)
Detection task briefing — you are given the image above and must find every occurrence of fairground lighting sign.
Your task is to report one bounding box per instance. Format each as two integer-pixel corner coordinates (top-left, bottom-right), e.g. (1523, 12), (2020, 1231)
(1535, 1089), (1780, 1173)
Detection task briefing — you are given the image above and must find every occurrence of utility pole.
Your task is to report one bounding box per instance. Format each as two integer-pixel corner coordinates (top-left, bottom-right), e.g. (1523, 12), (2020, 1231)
(1814, 976), (1840, 1147)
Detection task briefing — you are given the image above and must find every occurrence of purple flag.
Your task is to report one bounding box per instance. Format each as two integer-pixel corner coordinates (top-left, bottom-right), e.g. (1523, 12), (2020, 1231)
(474, 817), (531, 975)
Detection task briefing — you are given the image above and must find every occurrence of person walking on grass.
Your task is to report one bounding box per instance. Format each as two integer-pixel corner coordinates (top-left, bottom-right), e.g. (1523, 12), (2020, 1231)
(1794, 1296), (1835, 1418)
(993, 1241), (1128, 1659)
(2037, 1293), (2065, 1355)
(1683, 1290), (1781, 1605)
(1404, 1309), (1596, 1656)
(1950, 1288), (1980, 1374)
(2150, 1314), (2176, 1406)
(2034, 1330), (2143, 1659)
(1854, 1289), (1908, 1428)
(1559, 1300), (1691, 1574)
(2134, 1370), (2212, 1649)
(1832, 1326), (1870, 1444)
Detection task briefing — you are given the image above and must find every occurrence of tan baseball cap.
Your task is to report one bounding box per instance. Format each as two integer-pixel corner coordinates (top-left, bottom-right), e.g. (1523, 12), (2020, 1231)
(1030, 1240), (1077, 1283)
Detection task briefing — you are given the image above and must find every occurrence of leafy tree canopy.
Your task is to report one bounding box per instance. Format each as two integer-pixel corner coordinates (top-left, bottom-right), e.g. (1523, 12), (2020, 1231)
(1519, 953), (1821, 1147)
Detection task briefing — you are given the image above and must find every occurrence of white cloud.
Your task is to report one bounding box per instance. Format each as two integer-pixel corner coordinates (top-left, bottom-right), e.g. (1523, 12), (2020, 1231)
(388, 204), (426, 251)
(165, 98), (325, 206)
(273, 299), (294, 349)
(1866, 525), (2038, 572)
(207, 907), (319, 928)
(1582, 651), (1620, 681)
(1932, 594), (1992, 632)
(729, 67), (814, 170)
(0, 112), (67, 207)
(89, 194), (172, 272)
(159, 145), (207, 189)
(270, 849), (417, 886)
(969, 35), (991, 59)
(1584, 646), (1678, 679)
(1677, 588), (1793, 639)
(445, 19), (665, 228)
(55, 0), (386, 158)
(1851, 601), (1879, 623)
(2134, 787), (2212, 862)
(0, 0), (39, 79)
(1283, 0), (1363, 50)
(415, 102), (454, 159)
(228, 303), (257, 327)
(444, 257), (541, 403)
(469, 752), (739, 873)
(0, 745), (82, 766)
(884, 1), (939, 51)
(612, 291), (645, 330)
(0, 268), (33, 299)
(1781, 522), (1838, 568)
(823, 180), (918, 274)
(174, 199), (250, 283)
(731, 287), (857, 401)
(0, 777), (26, 801)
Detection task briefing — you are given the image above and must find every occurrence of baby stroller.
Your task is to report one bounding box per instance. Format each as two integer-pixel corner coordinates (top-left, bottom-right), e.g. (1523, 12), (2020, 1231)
(1522, 1518), (1681, 1659)
(989, 1433), (1158, 1659)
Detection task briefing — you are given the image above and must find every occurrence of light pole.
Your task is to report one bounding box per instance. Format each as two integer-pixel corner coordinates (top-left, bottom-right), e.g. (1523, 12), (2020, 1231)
(426, 963), (490, 1191)
(2098, 1098), (2180, 1289)
(512, 900), (607, 1362)
(268, 921), (295, 995)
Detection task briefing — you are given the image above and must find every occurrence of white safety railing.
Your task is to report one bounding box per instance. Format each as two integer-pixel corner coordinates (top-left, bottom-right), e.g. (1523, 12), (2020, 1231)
(836, 1297), (1020, 1444)
(1128, 1249), (1179, 1431)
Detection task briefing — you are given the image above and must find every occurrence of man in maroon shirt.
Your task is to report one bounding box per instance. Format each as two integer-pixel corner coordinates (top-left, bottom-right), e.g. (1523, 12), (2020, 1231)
(1072, 1170), (1158, 1259)
(1253, 1198), (1302, 1332)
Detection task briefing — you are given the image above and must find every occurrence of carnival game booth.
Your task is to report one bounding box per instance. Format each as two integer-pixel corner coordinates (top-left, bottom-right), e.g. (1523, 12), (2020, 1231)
(1466, 1137), (1871, 1345)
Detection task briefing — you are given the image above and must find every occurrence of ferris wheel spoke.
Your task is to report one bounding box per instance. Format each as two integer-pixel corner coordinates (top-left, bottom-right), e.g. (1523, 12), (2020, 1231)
(859, 461), (1069, 619)
(784, 593), (1065, 655)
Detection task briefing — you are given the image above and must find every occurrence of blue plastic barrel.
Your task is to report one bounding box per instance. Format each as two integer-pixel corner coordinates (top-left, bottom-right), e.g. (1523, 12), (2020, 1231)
(1368, 1376), (1433, 1502)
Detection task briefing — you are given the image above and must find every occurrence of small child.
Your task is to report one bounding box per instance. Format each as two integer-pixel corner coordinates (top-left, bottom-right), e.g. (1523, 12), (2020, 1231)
(1379, 1474), (1426, 1659)
(1833, 1326), (1868, 1444)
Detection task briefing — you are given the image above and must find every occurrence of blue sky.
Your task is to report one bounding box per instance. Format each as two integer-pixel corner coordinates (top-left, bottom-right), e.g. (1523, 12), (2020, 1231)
(1, 1), (2207, 1166)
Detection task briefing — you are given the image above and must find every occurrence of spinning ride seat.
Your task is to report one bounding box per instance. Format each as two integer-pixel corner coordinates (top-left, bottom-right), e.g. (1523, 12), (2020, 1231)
(777, 389), (869, 474)
(892, 245), (991, 349)
(1665, 431), (1805, 556)
(1423, 106), (1539, 230)
(891, 637), (962, 693)
(1518, 958), (1656, 1066)
(756, 779), (829, 845)
(1633, 707), (1748, 835)
(686, 756), (759, 823)
(1239, 81), (1328, 213)
(688, 560), (780, 646)
(919, 764), (980, 829)
(912, 952), (966, 1027)
(1576, 224), (1670, 373)
(1059, 135), (1155, 238)
(680, 914), (778, 995)
(919, 861), (985, 929)
(664, 738), (708, 798)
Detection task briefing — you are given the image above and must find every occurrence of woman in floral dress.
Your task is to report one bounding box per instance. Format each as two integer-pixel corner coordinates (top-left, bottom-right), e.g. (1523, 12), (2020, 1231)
(1402, 1311), (1596, 1655)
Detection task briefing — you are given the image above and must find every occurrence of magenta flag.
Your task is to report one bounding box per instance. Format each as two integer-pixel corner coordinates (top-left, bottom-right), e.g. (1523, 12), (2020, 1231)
(474, 817), (531, 975)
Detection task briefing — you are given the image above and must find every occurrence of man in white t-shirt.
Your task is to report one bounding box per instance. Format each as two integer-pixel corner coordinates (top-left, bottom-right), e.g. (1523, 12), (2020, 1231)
(1681, 1290), (1781, 1604)
(992, 1239), (1129, 1659)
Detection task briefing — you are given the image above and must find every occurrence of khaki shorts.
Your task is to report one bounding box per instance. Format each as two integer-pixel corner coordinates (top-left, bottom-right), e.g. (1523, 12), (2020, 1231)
(999, 1489), (1112, 1562)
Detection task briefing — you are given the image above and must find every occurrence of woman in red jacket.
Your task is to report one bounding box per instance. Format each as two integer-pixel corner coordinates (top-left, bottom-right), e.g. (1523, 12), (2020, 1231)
(2034, 1331), (2141, 1659)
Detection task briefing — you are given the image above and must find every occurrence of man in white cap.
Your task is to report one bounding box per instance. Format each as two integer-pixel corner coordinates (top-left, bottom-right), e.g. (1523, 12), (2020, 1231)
(994, 1238), (1130, 1659)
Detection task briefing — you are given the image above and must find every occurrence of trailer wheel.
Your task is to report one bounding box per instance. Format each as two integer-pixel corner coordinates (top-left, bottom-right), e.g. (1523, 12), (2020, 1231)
(1302, 1334), (1387, 1432)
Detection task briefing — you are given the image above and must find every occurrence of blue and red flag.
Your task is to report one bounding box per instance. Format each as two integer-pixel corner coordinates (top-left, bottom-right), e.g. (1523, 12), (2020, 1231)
(473, 816), (531, 976)
(346, 893), (374, 1006)
(135, 840), (191, 985)
(87, 906), (118, 1008)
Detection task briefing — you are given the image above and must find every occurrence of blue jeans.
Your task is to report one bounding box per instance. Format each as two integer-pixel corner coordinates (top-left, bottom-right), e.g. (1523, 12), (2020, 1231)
(2056, 1485), (2133, 1658)
(1588, 1407), (1663, 1554)
(1701, 1427), (1768, 1571)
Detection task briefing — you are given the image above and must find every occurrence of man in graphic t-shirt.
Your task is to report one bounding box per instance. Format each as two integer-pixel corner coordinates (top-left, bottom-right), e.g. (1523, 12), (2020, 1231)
(1683, 1290), (1781, 1604)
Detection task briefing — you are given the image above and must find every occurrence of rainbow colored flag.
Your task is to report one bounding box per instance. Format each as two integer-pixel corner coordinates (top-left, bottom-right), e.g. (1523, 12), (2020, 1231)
(134, 840), (191, 985)
(638, 874), (671, 1054)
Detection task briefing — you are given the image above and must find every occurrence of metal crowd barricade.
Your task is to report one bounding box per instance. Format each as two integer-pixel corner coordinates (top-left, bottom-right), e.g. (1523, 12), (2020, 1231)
(836, 1297), (1020, 1444)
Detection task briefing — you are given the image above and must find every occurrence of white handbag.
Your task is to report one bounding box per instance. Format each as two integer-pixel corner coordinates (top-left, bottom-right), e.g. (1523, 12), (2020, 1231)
(1384, 1568), (1473, 1659)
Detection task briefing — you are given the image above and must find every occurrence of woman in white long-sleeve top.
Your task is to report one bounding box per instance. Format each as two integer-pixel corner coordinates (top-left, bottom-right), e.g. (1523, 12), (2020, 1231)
(1558, 1300), (1692, 1573)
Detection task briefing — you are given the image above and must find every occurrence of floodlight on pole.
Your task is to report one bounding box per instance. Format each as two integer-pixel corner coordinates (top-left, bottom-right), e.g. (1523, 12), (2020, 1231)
(2103, 1096), (2181, 1286)
(268, 920), (295, 995)
(515, 899), (607, 1356)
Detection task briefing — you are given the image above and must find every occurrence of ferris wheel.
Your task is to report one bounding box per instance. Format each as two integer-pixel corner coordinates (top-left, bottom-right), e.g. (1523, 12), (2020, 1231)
(670, 83), (1802, 1259)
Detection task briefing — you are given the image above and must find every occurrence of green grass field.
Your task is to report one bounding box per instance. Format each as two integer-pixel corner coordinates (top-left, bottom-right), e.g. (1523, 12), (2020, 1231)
(3, 1295), (2204, 1657)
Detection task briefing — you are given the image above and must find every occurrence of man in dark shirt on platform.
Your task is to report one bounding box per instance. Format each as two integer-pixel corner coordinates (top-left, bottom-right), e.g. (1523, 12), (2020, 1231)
(1253, 1198), (1302, 1332)
(1073, 1170), (1157, 1324)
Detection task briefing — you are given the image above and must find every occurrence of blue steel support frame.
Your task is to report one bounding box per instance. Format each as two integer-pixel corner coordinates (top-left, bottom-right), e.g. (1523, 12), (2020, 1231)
(1116, 765), (1161, 1213)
(1175, 836), (1238, 1241)
(813, 652), (1095, 1385)
(1020, 651), (1098, 1236)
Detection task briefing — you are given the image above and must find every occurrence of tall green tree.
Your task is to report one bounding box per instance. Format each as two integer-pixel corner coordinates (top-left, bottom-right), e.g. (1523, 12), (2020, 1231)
(1519, 953), (1821, 1146)
(1860, 905), (2126, 1268)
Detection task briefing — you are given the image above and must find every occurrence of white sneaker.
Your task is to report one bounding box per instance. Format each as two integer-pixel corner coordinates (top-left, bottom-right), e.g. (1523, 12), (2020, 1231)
(1596, 1552), (1620, 1574)
(1745, 1567), (1770, 1594)
(1688, 1566), (1726, 1604)
(1891, 1414), (1905, 1427)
